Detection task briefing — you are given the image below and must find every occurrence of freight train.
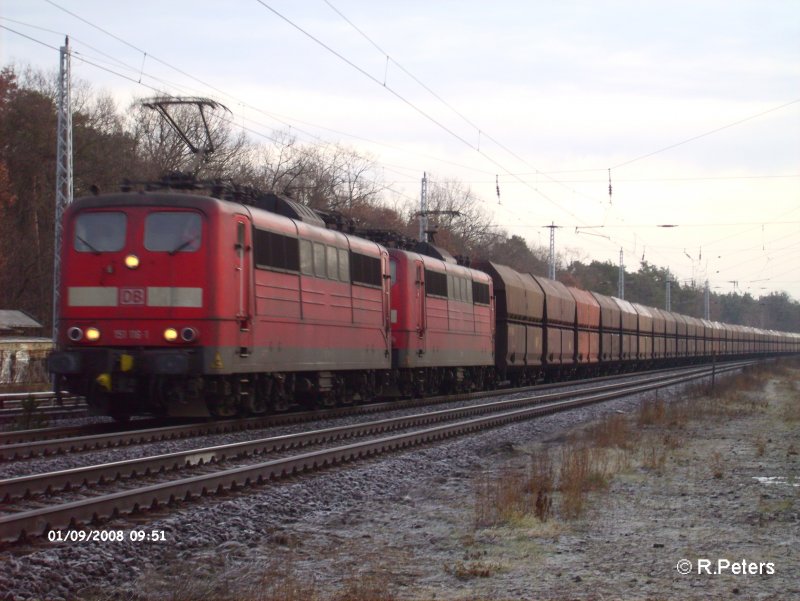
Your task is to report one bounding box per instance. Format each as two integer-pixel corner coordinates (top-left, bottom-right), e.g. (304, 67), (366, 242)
(48, 179), (800, 419)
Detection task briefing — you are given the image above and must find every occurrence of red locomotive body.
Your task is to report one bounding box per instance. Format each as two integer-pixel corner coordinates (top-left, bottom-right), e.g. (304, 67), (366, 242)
(50, 191), (391, 417)
(389, 249), (494, 395)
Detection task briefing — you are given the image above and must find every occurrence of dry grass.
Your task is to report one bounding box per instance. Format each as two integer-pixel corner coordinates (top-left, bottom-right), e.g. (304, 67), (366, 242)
(10, 395), (49, 430)
(330, 570), (397, 601)
(99, 552), (402, 601)
(473, 451), (557, 528)
(584, 411), (637, 449)
(640, 441), (667, 473)
(558, 443), (611, 519)
(443, 559), (504, 581)
(473, 362), (797, 528)
(473, 441), (614, 525)
(781, 395), (800, 422)
(754, 435), (767, 457)
(709, 451), (725, 479)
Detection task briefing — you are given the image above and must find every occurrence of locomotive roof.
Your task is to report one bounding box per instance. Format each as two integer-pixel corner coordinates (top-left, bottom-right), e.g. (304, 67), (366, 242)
(69, 191), (233, 212)
(389, 248), (490, 281)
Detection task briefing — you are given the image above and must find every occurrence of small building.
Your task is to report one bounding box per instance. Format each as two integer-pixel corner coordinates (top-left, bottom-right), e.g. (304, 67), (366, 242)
(0, 311), (52, 391)
(0, 310), (45, 337)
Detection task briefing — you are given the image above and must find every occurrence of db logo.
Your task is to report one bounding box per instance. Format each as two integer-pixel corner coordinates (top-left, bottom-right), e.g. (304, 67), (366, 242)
(120, 288), (145, 305)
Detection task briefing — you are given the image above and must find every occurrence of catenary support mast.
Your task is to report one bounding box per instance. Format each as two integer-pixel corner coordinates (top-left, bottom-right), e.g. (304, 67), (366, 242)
(418, 172), (428, 242)
(52, 36), (72, 345)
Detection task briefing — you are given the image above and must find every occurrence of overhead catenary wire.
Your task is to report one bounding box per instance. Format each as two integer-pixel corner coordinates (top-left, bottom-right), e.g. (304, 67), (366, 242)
(253, 0), (601, 231)
(611, 98), (800, 170)
(4, 4), (798, 300)
(313, 1), (800, 283)
(11, 6), (513, 184)
(1, 16), (493, 203)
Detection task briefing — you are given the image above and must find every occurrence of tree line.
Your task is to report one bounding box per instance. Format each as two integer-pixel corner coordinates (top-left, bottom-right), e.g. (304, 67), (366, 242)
(1, 65), (798, 333)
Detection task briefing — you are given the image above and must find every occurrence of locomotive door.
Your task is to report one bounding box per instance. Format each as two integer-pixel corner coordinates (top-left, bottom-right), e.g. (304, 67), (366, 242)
(234, 218), (253, 354)
(415, 261), (426, 357)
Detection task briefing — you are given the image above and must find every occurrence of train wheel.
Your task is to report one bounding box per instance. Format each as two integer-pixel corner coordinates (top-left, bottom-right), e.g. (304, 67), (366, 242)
(267, 374), (291, 412)
(207, 378), (237, 418)
(86, 381), (112, 416)
(239, 376), (265, 415)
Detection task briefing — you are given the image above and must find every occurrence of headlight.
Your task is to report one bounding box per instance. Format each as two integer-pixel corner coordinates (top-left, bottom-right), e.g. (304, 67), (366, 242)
(163, 328), (179, 342)
(124, 254), (140, 269)
(68, 326), (83, 342)
(85, 327), (101, 342)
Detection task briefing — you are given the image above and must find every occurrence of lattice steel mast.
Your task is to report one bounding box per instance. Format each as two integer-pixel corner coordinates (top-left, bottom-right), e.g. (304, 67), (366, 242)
(52, 36), (72, 345)
(418, 172), (428, 242)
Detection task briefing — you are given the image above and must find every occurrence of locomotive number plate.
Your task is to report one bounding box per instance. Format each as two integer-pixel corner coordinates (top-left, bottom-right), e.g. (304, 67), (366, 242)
(120, 288), (146, 305)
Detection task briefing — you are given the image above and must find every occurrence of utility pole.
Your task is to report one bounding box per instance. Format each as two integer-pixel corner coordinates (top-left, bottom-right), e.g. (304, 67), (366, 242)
(665, 271), (671, 311)
(618, 247), (625, 299)
(52, 36), (72, 346)
(704, 279), (710, 320)
(418, 172), (428, 243)
(545, 222), (558, 280)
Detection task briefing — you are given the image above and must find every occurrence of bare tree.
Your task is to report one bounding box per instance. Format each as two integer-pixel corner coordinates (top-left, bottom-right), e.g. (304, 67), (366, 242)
(246, 133), (383, 213)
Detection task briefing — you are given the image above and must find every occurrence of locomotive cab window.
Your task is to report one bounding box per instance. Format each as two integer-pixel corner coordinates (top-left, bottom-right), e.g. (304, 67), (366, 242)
(312, 242), (326, 277)
(326, 245), (339, 280)
(74, 212), (127, 252)
(253, 228), (300, 272)
(145, 212), (202, 253)
(299, 240), (313, 275)
(338, 249), (350, 282)
(424, 269), (448, 298)
(351, 252), (382, 287)
(473, 281), (490, 305)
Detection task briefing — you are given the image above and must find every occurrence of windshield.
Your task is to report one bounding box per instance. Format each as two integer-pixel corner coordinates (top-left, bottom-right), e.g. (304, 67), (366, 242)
(145, 212), (202, 253)
(74, 212), (127, 253)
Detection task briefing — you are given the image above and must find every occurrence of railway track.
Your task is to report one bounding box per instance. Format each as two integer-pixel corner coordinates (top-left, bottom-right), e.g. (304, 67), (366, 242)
(0, 393), (86, 424)
(0, 360), (749, 544)
(0, 360), (744, 453)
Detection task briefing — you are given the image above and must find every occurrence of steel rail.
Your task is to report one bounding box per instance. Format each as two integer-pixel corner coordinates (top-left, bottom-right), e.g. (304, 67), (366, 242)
(0, 362), (747, 503)
(0, 360), (754, 455)
(0, 363), (692, 446)
(0, 404), (88, 423)
(0, 362), (745, 543)
(0, 391), (79, 404)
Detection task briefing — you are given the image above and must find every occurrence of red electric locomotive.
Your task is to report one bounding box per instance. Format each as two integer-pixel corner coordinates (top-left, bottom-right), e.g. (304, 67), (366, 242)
(49, 187), (391, 418)
(388, 246), (495, 396)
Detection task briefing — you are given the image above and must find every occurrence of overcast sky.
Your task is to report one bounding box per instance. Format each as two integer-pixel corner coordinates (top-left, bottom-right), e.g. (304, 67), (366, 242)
(2, 0), (799, 302)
